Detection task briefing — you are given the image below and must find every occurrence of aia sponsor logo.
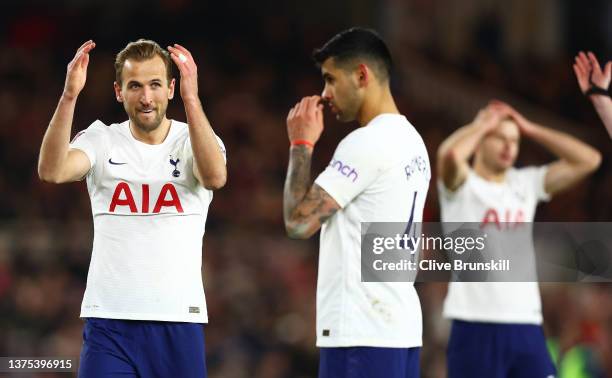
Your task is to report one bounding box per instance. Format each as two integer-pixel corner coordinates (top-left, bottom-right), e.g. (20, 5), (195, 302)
(109, 182), (184, 213)
(480, 208), (525, 229)
(329, 158), (358, 182)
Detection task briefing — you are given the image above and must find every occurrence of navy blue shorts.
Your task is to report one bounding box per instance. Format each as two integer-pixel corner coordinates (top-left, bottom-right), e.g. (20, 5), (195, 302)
(319, 346), (420, 378)
(78, 318), (206, 378)
(447, 320), (556, 378)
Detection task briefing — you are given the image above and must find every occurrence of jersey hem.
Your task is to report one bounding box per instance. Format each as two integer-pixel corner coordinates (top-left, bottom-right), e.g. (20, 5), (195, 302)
(444, 310), (542, 325)
(316, 337), (422, 348)
(80, 311), (208, 323)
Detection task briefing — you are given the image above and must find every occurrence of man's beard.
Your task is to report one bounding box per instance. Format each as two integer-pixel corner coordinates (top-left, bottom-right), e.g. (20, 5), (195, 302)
(130, 107), (166, 133)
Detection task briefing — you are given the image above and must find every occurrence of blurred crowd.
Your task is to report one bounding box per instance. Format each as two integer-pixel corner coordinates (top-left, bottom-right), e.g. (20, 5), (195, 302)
(1, 1), (611, 377)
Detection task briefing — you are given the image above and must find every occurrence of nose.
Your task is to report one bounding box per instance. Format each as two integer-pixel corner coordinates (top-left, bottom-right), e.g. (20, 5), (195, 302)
(321, 86), (332, 101)
(140, 86), (153, 106)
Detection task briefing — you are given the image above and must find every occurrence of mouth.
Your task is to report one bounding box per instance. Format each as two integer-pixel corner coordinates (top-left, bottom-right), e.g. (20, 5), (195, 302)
(138, 108), (156, 115)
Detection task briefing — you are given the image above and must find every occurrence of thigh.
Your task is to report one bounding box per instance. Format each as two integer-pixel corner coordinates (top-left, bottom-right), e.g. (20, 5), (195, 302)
(447, 320), (507, 378)
(508, 326), (556, 378)
(137, 322), (207, 378)
(78, 318), (138, 378)
(319, 347), (420, 378)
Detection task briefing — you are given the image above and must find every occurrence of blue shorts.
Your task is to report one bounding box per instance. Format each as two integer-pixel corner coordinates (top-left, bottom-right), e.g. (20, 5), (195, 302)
(319, 346), (420, 378)
(78, 318), (206, 378)
(447, 320), (556, 378)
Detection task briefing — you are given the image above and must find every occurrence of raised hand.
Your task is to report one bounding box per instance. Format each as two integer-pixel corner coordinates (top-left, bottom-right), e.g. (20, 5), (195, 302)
(64, 40), (95, 99)
(574, 51), (611, 94)
(489, 100), (536, 136)
(286, 96), (325, 146)
(472, 102), (507, 133)
(168, 44), (198, 102)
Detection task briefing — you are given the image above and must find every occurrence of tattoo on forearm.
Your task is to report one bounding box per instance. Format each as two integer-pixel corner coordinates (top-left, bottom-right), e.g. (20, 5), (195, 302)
(283, 146), (339, 236)
(283, 146), (312, 220)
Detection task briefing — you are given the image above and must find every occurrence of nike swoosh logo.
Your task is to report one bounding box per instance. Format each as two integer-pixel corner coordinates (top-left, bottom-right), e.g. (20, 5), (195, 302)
(108, 158), (127, 165)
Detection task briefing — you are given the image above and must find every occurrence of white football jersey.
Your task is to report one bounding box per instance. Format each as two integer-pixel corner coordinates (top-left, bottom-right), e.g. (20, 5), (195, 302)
(70, 119), (226, 323)
(438, 167), (550, 324)
(314, 114), (431, 348)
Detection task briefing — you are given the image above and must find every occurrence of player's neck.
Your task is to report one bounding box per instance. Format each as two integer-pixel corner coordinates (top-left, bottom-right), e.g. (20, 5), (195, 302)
(357, 86), (399, 127)
(473, 161), (507, 183)
(129, 117), (172, 145)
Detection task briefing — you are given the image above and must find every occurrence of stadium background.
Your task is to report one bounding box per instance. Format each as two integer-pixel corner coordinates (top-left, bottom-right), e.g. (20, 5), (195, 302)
(1, 0), (611, 376)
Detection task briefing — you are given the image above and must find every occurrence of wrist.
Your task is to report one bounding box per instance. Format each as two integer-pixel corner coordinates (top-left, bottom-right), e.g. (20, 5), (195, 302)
(182, 96), (201, 106)
(61, 91), (79, 102)
(290, 139), (315, 149)
(590, 93), (612, 107)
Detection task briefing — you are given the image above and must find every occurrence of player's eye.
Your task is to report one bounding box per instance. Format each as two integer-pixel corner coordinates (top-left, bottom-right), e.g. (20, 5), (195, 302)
(129, 83), (140, 89)
(151, 82), (161, 88)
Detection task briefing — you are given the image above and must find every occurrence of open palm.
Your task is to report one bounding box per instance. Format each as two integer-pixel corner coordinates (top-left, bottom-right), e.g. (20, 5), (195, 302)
(574, 51), (611, 94)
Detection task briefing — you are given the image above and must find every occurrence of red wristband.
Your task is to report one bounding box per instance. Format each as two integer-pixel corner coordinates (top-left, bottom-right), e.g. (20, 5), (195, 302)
(290, 139), (314, 148)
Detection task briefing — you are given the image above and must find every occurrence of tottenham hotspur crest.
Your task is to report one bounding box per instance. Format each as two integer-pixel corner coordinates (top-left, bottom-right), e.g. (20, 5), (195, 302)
(169, 155), (181, 177)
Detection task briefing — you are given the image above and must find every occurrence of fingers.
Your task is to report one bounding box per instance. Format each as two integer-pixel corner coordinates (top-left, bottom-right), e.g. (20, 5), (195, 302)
(80, 52), (90, 70)
(76, 40), (94, 55)
(288, 96), (323, 123)
(168, 44), (194, 67)
(573, 64), (587, 91)
(573, 61), (587, 79)
(287, 104), (297, 120)
(605, 61), (612, 80)
(575, 52), (592, 78)
(69, 41), (95, 69)
(316, 103), (324, 125)
(305, 95), (321, 115)
(171, 44), (193, 59)
(587, 51), (603, 74)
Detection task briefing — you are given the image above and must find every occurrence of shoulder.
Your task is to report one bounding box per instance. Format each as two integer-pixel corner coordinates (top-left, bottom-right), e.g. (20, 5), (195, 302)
(71, 120), (110, 144)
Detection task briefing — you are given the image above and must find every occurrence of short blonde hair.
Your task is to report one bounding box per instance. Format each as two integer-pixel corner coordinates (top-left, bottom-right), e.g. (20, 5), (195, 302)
(114, 39), (172, 85)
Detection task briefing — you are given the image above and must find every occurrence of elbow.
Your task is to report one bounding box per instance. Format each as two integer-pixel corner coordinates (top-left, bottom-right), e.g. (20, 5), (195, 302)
(437, 147), (458, 168)
(590, 150), (602, 172)
(203, 171), (227, 190)
(584, 149), (602, 173)
(37, 165), (60, 184)
(284, 220), (312, 240)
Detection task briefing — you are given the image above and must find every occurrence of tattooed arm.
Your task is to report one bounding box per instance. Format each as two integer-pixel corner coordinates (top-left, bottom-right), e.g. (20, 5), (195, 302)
(283, 145), (340, 239)
(283, 96), (340, 239)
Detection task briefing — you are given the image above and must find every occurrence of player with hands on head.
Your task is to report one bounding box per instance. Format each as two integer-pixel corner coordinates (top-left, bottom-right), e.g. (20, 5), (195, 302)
(38, 39), (226, 378)
(437, 100), (601, 378)
(574, 51), (612, 138)
(284, 27), (430, 378)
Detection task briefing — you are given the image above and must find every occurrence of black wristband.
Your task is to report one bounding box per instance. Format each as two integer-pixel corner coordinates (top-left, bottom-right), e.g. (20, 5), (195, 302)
(586, 83), (610, 98)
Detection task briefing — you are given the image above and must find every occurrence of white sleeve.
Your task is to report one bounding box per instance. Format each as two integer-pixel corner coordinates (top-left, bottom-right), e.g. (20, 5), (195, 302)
(184, 134), (227, 164)
(215, 134), (227, 164)
(519, 165), (551, 202)
(314, 134), (382, 208)
(69, 120), (107, 174)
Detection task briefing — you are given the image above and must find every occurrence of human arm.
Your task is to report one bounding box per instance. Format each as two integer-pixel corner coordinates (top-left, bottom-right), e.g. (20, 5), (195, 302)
(38, 40), (96, 183)
(168, 44), (226, 190)
(436, 105), (505, 191)
(494, 101), (601, 196)
(283, 96), (340, 239)
(574, 51), (612, 138)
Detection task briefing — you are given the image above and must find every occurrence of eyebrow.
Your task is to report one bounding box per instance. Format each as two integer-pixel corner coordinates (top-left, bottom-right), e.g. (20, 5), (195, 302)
(126, 78), (163, 86)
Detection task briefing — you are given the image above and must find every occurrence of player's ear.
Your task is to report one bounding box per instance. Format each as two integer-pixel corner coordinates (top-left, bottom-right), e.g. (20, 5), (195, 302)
(168, 78), (176, 100)
(357, 63), (369, 87)
(113, 81), (124, 103)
